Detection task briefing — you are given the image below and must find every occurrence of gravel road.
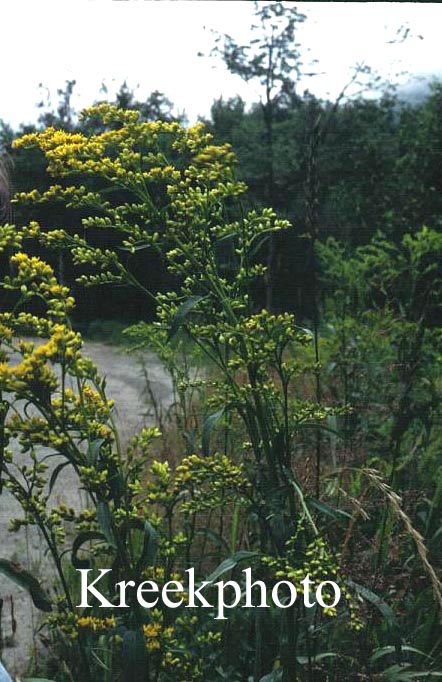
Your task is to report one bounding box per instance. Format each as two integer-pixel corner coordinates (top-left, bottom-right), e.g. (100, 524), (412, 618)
(0, 341), (174, 677)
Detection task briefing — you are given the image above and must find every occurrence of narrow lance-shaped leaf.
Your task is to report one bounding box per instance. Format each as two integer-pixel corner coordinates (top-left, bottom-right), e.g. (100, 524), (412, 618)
(202, 406), (225, 457)
(97, 500), (116, 548)
(348, 581), (401, 652)
(134, 519), (158, 573)
(206, 550), (258, 583)
(0, 559), (52, 612)
(71, 531), (106, 569)
(167, 295), (206, 341)
(309, 497), (352, 522)
(49, 460), (71, 494)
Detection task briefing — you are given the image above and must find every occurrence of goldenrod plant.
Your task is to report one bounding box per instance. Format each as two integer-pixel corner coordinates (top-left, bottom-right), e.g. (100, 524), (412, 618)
(0, 105), (440, 681)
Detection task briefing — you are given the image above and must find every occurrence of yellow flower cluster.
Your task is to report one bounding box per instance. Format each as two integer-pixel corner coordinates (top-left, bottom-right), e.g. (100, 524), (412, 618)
(77, 615), (116, 632)
(142, 611), (174, 651)
(3, 252), (75, 317)
(12, 104), (219, 197)
(12, 251), (54, 279)
(143, 622), (162, 650)
(0, 348), (57, 394)
(0, 324), (83, 396)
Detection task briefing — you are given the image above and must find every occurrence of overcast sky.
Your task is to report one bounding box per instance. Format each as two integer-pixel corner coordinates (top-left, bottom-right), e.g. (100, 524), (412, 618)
(2, 1), (442, 129)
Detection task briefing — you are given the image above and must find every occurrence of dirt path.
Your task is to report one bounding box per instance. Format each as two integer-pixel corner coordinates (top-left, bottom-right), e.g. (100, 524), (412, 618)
(0, 342), (174, 677)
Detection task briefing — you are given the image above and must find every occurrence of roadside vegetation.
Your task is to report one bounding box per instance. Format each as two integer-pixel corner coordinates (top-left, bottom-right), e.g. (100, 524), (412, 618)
(1, 4), (442, 681)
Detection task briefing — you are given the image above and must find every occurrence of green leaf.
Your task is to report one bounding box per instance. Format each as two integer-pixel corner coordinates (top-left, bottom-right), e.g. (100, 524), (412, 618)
(293, 324), (314, 339)
(214, 230), (237, 245)
(309, 498), (352, 522)
(285, 470), (318, 535)
(90, 648), (111, 672)
(379, 664), (442, 681)
(206, 551), (257, 583)
(202, 407), (225, 456)
(326, 413), (338, 465)
(249, 227), (279, 258)
(71, 531), (106, 569)
(230, 501), (241, 554)
(97, 500), (116, 547)
(0, 559), (52, 612)
(86, 438), (105, 466)
(296, 422), (341, 438)
(297, 652), (340, 665)
(122, 628), (148, 682)
(109, 470), (125, 506)
(167, 295), (206, 341)
(195, 527), (230, 554)
(349, 581), (400, 645)
(117, 243), (150, 253)
(370, 646), (431, 666)
(134, 519), (158, 573)
(260, 670), (283, 682)
(48, 460), (71, 494)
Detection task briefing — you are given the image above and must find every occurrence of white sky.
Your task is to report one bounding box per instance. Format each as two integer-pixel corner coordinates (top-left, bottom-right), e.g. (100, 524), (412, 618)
(2, 1), (442, 129)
